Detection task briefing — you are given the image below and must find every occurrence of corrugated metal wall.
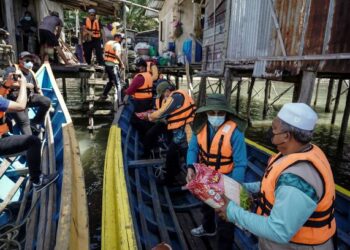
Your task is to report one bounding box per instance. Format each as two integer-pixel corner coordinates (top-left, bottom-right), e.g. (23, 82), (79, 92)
(201, 0), (350, 78)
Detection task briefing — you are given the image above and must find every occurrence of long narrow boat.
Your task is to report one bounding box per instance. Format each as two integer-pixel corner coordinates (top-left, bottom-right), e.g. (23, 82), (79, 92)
(103, 98), (350, 249)
(0, 63), (89, 249)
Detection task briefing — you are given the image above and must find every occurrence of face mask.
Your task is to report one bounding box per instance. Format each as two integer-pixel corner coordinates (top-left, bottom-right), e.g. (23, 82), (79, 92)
(266, 127), (286, 146)
(208, 115), (225, 127)
(24, 16), (32, 21)
(24, 61), (33, 70)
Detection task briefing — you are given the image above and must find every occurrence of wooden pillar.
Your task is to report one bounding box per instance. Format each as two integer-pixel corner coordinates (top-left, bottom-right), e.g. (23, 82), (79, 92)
(325, 78), (334, 113)
(297, 71), (316, 104)
(337, 87), (350, 157)
(62, 77), (67, 100)
(247, 77), (255, 124)
(292, 82), (301, 102)
(263, 80), (271, 119)
(313, 78), (321, 107)
(197, 77), (207, 107)
(236, 79), (241, 113)
(224, 68), (233, 103)
(5, 0), (17, 58)
(331, 79), (343, 125)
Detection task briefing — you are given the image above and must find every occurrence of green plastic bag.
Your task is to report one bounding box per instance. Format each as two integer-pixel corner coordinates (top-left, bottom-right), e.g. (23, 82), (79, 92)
(149, 46), (157, 57)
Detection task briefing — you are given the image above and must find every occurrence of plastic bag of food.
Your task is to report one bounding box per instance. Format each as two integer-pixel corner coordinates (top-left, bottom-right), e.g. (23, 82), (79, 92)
(186, 163), (243, 209)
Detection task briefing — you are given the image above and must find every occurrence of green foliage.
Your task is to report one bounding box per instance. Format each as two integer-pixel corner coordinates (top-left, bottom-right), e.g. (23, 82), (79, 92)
(62, 0), (158, 33)
(240, 187), (251, 210)
(125, 0), (158, 31)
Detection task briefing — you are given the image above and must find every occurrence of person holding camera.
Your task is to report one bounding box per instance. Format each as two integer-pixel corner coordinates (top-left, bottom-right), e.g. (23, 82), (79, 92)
(0, 69), (58, 192)
(5, 51), (51, 135)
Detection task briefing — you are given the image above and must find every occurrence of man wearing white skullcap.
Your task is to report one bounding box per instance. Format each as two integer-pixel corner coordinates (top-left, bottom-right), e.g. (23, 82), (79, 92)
(216, 103), (336, 250)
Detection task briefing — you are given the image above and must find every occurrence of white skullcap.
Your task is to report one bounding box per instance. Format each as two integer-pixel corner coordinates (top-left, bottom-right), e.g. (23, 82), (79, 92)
(277, 103), (318, 131)
(88, 9), (96, 14)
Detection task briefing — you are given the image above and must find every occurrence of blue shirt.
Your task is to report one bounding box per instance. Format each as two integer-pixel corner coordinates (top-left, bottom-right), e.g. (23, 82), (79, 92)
(228, 174), (319, 244)
(186, 122), (247, 182)
(0, 96), (9, 112)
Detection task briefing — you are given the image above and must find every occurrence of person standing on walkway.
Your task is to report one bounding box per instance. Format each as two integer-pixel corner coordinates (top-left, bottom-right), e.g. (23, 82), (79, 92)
(186, 94), (248, 250)
(0, 69), (58, 192)
(100, 33), (124, 103)
(5, 51), (51, 135)
(216, 103), (336, 250)
(38, 11), (70, 64)
(81, 8), (106, 66)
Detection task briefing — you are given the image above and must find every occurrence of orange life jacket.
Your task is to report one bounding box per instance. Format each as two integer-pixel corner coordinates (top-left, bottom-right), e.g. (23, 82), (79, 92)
(85, 18), (101, 38)
(166, 89), (195, 130)
(104, 41), (119, 64)
(257, 145), (336, 245)
(132, 72), (153, 100)
(0, 111), (9, 136)
(197, 120), (237, 174)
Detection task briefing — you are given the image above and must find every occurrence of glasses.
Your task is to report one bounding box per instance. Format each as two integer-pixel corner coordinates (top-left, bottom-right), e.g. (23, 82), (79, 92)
(90, 14), (96, 17)
(24, 59), (33, 63)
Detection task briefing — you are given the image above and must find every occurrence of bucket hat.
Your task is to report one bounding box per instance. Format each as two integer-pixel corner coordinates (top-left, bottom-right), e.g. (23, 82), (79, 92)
(192, 94), (247, 134)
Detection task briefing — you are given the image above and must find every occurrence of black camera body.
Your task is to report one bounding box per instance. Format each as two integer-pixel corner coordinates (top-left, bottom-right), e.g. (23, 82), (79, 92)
(12, 74), (21, 81)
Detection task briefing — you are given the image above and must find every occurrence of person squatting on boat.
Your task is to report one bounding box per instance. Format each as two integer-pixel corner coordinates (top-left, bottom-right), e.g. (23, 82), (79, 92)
(186, 94), (247, 249)
(99, 33), (125, 104)
(38, 11), (70, 64)
(216, 103), (337, 250)
(146, 81), (195, 183)
(5, 51), (51, 135)
(0, 69), (58, 192)
(124, 58), (154, 139)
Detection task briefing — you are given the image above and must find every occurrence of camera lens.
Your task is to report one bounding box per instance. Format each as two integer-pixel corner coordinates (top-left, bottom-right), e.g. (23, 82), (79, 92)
(12, 74), (18, 81)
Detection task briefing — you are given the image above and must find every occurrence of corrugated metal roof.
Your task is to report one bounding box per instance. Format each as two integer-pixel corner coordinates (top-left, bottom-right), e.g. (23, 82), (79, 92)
(145, 0), (164, 17)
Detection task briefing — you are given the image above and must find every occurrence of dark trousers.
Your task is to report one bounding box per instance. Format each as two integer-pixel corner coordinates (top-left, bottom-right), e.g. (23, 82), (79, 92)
(83, 38), (104, 65)
(202, 203), (236, 250)
(0, 135), (41, 182)
(130, 99), (153, 142)
(103, 65), (121, 101)
(9, 94), (51, 135)
(143, 122), (169, 157)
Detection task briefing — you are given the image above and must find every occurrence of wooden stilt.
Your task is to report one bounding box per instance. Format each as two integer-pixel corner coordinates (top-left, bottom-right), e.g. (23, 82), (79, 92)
(236, 79), (241, 113)
(263, 80), (271, 119)
(298, 71), (316, 104)
(224, 68), (233, 103)
(331, 79), (343, 125)
(197, 77), (207, 107)
(62, 77), (67, 100)
(247, 78), (256, 124)
(313, 78), (321, 107)
(292, 81), (300, 102)
(325, 78), (334, 113)
(337, 87), (350, 157)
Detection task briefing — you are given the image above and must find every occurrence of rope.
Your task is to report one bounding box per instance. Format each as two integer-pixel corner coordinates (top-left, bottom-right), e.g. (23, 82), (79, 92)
(0, 191), (41, 250)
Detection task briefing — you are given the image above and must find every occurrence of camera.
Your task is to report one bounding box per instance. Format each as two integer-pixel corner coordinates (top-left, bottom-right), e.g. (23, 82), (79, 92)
(12, 74), (21, 81)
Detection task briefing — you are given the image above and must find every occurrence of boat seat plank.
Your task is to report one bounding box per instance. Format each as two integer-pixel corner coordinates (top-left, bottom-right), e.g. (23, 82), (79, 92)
(0, 177), (25, 213)
(5, 167), (29, 177)
(128, 159), (166, 168)
(0, 159), (12, 178)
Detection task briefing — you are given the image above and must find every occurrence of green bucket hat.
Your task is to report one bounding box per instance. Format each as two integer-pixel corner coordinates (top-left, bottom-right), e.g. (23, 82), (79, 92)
(156, 80), (173, 98)
(193, 94), (247, 134)
(196, 93), (235, 114)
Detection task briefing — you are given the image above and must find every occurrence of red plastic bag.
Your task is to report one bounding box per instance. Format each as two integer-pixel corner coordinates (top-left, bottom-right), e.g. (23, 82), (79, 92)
(186, 163), (241, 209)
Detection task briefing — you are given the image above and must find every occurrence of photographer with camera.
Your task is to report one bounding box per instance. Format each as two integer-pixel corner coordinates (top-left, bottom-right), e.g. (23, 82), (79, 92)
(0, 69), (58, 192)
(5, 51), (51, 135)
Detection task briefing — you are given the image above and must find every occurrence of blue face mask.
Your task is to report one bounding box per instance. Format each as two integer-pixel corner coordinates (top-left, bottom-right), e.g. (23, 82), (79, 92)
(24, 16), (32, 21)
(208, 115), (226, 127)
(24, 61), (33, 70)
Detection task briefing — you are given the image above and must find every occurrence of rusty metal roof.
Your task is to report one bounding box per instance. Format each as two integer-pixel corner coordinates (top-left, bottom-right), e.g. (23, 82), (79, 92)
(145, 0), (164, 17)
(49, 0), (122, 16)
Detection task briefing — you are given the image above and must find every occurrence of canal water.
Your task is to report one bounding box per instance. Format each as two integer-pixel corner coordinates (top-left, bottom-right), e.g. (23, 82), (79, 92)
(58, 77), (349, 249)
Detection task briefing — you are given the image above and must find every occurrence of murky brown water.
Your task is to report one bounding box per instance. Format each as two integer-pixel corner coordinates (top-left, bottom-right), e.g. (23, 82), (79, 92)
(59, 77), (349, 249)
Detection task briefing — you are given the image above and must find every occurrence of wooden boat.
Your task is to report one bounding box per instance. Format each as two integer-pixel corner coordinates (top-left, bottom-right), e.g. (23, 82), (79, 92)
(0, 63), (89, 249)
(102, 98), (350, 250)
